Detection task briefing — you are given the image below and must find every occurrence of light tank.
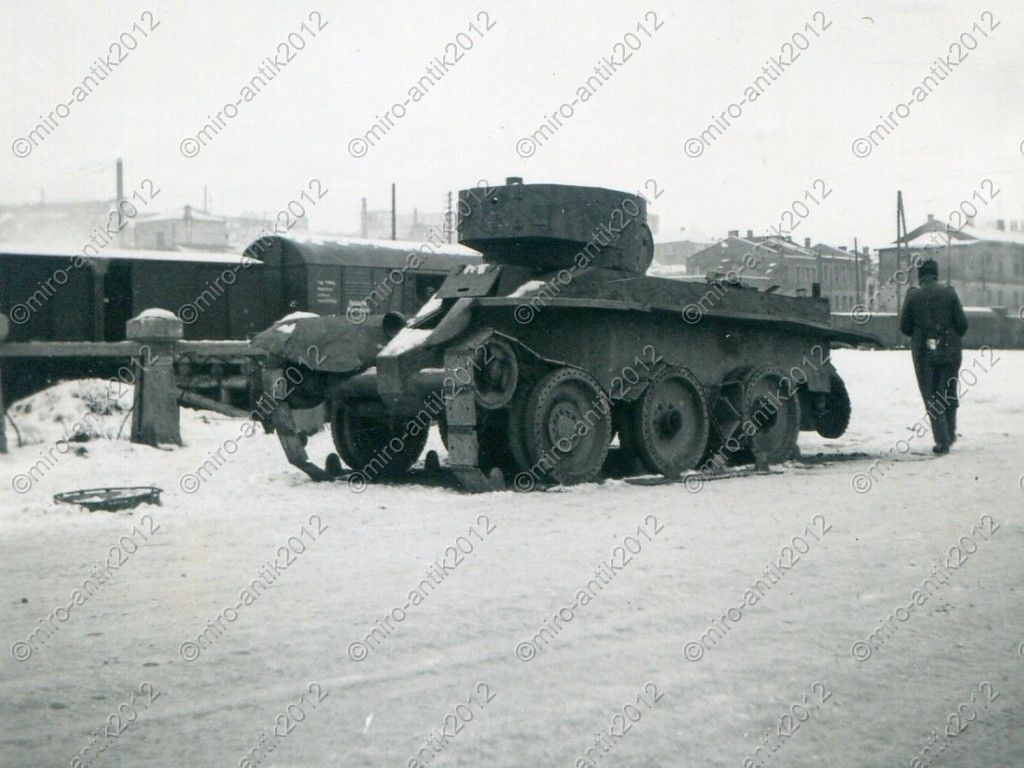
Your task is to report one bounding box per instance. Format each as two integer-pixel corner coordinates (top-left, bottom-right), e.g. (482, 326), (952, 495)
(252, 178), (876, 491)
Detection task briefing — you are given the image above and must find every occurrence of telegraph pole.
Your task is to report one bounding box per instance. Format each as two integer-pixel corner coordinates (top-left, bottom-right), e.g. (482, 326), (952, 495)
(896, 191), (907, 315)
(446, 191), (453, 243)
(390, 183), (397, 240)
(854, 236), (860, 305)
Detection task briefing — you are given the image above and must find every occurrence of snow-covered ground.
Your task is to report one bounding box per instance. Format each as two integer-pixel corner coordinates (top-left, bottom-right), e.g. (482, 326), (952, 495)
(1, 349), (1022, 767)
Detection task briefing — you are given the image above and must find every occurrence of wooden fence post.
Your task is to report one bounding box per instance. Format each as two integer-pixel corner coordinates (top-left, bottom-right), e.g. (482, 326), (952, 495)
(0, 315), (7, 454)
(126, 310), (183, 447)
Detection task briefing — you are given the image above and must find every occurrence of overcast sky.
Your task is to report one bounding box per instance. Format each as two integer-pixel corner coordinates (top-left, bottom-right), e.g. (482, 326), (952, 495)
(2, 0), (1022, 249)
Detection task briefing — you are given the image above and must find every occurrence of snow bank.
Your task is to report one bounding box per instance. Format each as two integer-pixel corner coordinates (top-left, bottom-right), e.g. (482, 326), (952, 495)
(5, 379), (135, 446)
(4, 378), (238, 447)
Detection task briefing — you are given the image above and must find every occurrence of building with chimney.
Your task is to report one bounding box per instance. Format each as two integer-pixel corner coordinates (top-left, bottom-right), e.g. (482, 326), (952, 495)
(133, 205), (229, 251)
(688, 230), (870, 310)
(876, 215), (1024, 314)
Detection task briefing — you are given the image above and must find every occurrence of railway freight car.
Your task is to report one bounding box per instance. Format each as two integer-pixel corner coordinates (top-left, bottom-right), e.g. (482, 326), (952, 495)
(244, 236), (481, 322)
(0, 237), (481, 402)
(0, 244), (262, 343)
(3, 237), (481, 345)
(0, 245), (262, 402)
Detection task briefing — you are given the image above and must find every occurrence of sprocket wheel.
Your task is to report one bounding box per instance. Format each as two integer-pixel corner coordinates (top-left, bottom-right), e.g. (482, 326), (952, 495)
(522, 367), (611, 485)
(629, 367), (709, 475)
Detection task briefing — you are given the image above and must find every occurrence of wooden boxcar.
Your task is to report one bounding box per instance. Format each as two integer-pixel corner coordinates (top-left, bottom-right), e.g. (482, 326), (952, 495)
(0, 245), (262, 342)
(1, 237), (481, 403)
(245, 235), (481, 321)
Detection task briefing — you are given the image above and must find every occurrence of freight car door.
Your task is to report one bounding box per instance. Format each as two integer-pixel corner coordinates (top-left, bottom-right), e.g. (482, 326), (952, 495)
(104, 263), (133, 341)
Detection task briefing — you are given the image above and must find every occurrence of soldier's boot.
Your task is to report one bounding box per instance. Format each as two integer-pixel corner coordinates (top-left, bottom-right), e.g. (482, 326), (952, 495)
(946, 407), (957, 444)
(929, 410), (951, 453)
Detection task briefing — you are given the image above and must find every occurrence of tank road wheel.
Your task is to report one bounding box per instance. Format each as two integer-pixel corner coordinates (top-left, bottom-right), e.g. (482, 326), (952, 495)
(506, 385), (534, 475)
(329, 401), (360, 470)
(331, 399), (428, 478)
(815, 371), (851, 439)
(630, 367), (709, 476)
(523, 367), (612, 485)
(741, 368), (800, 463)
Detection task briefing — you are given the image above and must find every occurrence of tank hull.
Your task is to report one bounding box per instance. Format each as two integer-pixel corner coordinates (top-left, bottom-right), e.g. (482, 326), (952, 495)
(256, 180), (877, 490)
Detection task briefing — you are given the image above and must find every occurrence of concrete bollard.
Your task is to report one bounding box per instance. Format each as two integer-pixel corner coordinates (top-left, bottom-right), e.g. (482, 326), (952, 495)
(127, 309), (183, 447)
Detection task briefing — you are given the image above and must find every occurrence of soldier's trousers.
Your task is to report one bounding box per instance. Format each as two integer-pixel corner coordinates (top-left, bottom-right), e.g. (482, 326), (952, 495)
(913, 358), (960, 447)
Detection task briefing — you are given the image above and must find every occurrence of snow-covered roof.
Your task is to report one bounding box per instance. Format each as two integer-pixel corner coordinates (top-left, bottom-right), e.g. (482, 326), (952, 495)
(0, 243), (258, 265)
(296, 232), (479, 258)
(959, 225), (1024, 245)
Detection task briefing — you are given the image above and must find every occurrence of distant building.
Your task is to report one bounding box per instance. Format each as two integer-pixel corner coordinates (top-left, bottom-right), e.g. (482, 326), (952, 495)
(876, 214), (1024, 314)
(361, 207), (451, 242)
(223, 212), (309, 250)
(688, 230), (870, 311)
(653, 240), (710, 269)
(810, 241), (870, 313)
(0, 199), (116, 249)
(133, 205), (229, 251)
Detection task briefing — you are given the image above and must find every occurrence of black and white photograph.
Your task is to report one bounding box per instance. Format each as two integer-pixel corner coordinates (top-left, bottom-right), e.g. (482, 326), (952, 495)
(1, 2), (1022, 766)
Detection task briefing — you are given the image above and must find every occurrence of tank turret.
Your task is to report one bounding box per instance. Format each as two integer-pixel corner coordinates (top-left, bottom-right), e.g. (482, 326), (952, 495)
(457, 178), (654, 274)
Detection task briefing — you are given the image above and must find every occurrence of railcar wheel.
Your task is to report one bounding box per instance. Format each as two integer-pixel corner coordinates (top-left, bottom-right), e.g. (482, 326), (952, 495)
(742, 368), (800, 462)
(523, 367), (611, 485)
(331, 399), (428, 477)
(630, 367), (709, 475)
(815, 371), (851, 439)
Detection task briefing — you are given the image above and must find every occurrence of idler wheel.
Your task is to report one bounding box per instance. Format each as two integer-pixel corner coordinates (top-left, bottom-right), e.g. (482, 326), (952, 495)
(522, 367), (611, 485)
(741, 368), (800, 462)
(473, 336), (519, 410)
(815, 371), (851, 439)
(330, 399), (428, 478)
(630, 367), (709, 476)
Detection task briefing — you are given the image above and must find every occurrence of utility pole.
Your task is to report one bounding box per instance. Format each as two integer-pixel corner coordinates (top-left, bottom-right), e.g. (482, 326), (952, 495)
(115, 158), (126, 249)
(446, 191), (453, 243)
(115, 158), (124, 204)
(946, 228), (951, 286)
(390, 183), (397, 241)
(854, 236), (860, 305)
(895, 191), (908, 315)
(360, 197), (367, 238)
